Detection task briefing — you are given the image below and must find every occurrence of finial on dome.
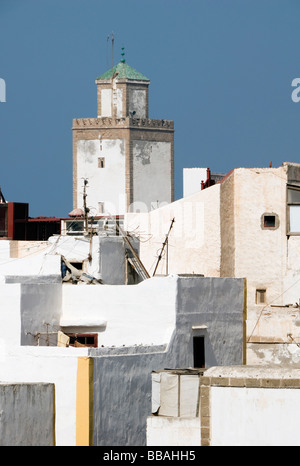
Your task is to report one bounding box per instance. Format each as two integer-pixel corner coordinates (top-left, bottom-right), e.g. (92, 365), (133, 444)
(121, 46), (125, 63)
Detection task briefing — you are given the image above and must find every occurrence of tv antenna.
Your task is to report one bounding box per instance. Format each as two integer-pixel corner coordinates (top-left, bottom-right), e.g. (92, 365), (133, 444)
(107, 32), (115, 71)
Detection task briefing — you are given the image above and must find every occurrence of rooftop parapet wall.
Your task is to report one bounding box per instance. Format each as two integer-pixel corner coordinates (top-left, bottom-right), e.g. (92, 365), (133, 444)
(61, 275), (245, 361)
(200, 365), (300, 446)
(72, 117), (174, 131)
(0, 383), (55, 446)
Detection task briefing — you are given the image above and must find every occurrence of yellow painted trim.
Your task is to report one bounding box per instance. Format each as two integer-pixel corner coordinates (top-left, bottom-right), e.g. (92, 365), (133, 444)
(76, 357), (94, 446)
(243, 278), (247, 365)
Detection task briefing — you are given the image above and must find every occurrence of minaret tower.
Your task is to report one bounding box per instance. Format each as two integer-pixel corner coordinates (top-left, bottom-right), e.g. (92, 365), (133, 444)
(72, 50), (174, 215)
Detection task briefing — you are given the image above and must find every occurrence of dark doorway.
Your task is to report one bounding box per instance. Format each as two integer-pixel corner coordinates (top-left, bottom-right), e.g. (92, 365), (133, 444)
(193, 336), (205, 368)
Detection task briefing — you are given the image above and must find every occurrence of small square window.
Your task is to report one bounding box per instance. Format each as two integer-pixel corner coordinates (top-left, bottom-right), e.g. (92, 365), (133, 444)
(264, 215), (275, 228)
(98, 157), (105, 168)
(261, 213), (279, 230)
(256, 289), (266, 304)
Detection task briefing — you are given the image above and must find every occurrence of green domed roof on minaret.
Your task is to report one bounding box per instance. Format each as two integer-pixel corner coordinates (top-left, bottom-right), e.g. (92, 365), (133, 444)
(96, 48), (149, 82)
(96, 61), (150, 81)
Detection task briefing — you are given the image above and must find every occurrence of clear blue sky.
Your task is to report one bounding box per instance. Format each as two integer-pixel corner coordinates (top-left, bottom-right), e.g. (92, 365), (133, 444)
(0, 0), (300, 217)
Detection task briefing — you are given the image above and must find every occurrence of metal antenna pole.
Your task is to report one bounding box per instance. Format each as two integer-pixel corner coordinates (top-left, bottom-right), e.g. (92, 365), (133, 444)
(83, 179), (89, 234)
(106, 32), (115, 72)
(153, 218), (175, 277)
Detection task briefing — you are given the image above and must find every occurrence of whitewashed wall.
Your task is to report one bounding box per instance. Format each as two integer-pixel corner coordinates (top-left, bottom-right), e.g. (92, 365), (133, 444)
(147, 366), (300, 447)
(183, 168), (207, 197)
(100, 89), (112, 117)
(0, 346), (86, 446)
(125, 184), (220, 277)
(76, 138), (126, 215)
(0, 241), (12, 260)
(61, 276), (177, 347)
(0, 283), (88, 446)
(132, 140), (172, 212)
(210, 385), (300, 446)
(147, 417), (200, 446)
(232, 168), (287, 318)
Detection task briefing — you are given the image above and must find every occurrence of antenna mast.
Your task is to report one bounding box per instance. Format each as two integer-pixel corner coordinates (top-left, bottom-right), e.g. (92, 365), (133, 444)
(83, 179), (89, 234)
(153, 218), (175, 277)
(107, 32), (114, 71)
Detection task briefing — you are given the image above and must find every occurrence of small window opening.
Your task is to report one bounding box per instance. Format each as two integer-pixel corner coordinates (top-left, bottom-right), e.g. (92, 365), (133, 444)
(98, 202), (104, 214)
(98, 157), (105, 168)
(193, 336), (205, 368)
(264, 215), (275, 228)
(67, 333), (98, 348)
(261, 212), (279, 230)
(256, 289), (266, 304)
(70, 261), (83, 272)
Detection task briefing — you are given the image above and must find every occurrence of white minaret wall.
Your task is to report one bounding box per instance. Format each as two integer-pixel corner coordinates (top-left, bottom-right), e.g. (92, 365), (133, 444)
(73, 61), (174, 214)
(129, 89), (147, 118)
(101, 89), (112, 117)
(132, 140), (172, 211)
(76, 138), (126, 215)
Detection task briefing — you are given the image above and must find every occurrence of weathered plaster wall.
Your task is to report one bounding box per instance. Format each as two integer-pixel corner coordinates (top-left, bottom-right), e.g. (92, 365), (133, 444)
(147, 365), (300, 446)
(98, 235), (140, 285)
(0, 253), (61, 284)
(128, 163), (300, 365)
(90, 276), (245, 446)
(62, 276), (177, 346)
(125, 184), (221, 277)
(0, 383), (55, 446)
(20, 283), (62, 346)
(247, 342), (300, 366)
(176, 276), (245, 367)
(220, 170), (235, 277)
(73, 118), (174, 215)
(0, 346), (86, 446)
(101, 89), (112, 117)
(203, 365), (300, 446)
(100, 85), (124, 118)
(129, 88), (147, 118)
(225, 167), (300, 364)
(232, 167), (287, 317)
(0, 240), (47, 261)
(0, 274), (244, 446)
(132, 140), (172, 211)
(8, 240), (49, 258)
(76, 138), (126, 215)
(0, 282), (88, 446)
(97, 80), (148, 120)
(99, 236), (125, 285)
(219, 167), (300, 363)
